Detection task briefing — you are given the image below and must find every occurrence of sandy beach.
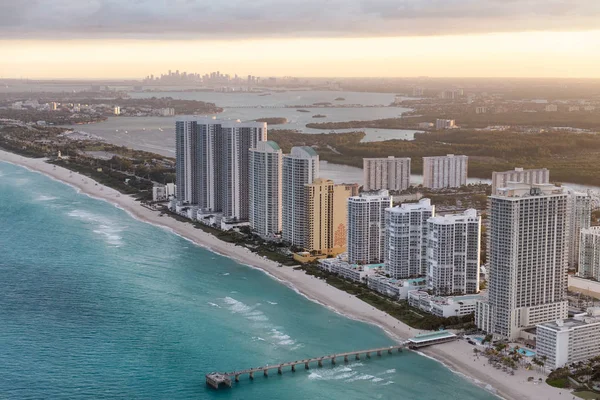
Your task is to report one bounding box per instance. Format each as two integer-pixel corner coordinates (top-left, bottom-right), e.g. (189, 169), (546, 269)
(0, 149), (575, 400)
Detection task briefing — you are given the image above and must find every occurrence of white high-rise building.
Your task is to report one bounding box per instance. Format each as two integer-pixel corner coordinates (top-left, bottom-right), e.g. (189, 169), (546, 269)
(220, 122), (267, 221)
(176, 118), (267, 221)
(363, 157), (411, 192)
(422, 154), (468, 189)
(385, 199), (435, 279)
(282, 147), (319, 248)
(347, 190), (392, 264)
(195, 118), (266, 220)
(536, 310), (600, 370)
(175, 120), (199, 205)
(567, 190), (592, 270)
(491, 167), (550, 195)
(579, 227), (600, 280)
(427, 209), (481, 295)
(249, 141), (282, 238)
(477, 183), (568, 339)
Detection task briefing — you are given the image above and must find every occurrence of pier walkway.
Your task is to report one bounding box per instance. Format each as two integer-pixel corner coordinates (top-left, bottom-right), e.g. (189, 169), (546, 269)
(206, 330), (457, 389)
(206, 345), (405, 389)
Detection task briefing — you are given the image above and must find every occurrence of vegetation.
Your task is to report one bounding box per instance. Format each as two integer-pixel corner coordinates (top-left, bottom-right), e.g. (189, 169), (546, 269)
(299, 263), (475, 331)
(269, 128), (600, 186)
(253, 117), (287, 125)
(0, 109), (106, 125)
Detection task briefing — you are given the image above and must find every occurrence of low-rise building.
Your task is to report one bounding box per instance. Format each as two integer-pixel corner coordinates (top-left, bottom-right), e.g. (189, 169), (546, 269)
(408, 290), (484, 318)
(367, 275), (427, 300)
(536, 308), (600, 370)
(153, 183), (177, 201)
(318, 256), (381, 283)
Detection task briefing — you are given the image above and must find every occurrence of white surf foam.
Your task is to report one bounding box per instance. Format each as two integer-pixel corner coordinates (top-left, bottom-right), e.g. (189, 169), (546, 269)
(68, 209), (125, 246)
(36, 195), (58, 201)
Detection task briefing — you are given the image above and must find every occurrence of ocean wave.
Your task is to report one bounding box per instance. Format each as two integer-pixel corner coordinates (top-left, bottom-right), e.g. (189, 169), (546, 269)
(345, 374), (374, 382)
(68, 209), (125, 247)
(208, 302), (220, 308)
(35, 195), (58, 202)
(267, 301), (278, 305)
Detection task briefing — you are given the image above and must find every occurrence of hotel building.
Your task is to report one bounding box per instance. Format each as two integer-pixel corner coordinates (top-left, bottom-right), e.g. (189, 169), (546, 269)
(476, 183), (568, 339)
(422, 154), (468, 189)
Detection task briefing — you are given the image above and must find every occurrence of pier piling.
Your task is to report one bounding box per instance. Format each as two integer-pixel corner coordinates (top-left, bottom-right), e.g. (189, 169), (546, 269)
(206, 343), (416, 390)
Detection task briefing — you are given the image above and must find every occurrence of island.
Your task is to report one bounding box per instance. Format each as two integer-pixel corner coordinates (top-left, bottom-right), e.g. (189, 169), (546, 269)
(253, 117), (287, 125)
(312, 114), (327, 118)
(334, 97), (345, 101)
(296, 109), (311, 113)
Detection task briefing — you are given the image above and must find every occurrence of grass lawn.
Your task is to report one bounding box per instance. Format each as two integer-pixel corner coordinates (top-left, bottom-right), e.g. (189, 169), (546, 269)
(574, 391), (600, 400)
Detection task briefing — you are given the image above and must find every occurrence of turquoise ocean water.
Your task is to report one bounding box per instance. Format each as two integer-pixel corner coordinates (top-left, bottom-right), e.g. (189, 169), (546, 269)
(0, 162), (497, 400)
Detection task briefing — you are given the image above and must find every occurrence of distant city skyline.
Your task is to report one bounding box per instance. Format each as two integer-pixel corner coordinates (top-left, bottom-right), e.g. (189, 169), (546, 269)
(2, 29), (600, 79)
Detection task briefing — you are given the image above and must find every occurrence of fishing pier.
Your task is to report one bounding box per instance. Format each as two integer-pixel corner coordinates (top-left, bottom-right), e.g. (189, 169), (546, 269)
(206, 330), (457, 390)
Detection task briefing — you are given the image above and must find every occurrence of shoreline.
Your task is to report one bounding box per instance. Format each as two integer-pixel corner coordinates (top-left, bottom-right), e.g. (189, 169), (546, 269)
(0, 149), (573, 400)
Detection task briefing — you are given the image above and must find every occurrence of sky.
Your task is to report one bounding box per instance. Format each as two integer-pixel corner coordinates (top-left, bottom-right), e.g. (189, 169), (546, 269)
(1, 0), (599, 79)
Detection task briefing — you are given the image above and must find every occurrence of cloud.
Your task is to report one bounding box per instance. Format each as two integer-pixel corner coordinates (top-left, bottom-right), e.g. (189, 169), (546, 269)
(0, 0), (599, 39)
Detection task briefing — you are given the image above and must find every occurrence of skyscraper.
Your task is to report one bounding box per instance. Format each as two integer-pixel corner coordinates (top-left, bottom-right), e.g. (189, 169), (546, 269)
(175, 120), (199, 205)
(384, 198), (435, 279)
(477, 183), (568, 339)
(305, 179), (352, 255)
(363, 157), (411, 192)
(195, 118), (266, 220)
(578, 226), (600, 280)
(347, 190), (392, 264)
(567, 190), (592, 270)
(219, 122), (267, 221)
(427, 209), (481, 295)
(491, 167), (549, 195)
(422, 154), (468, 189)
(176, 118), (267, 221)
(249, 141), (282, 238)
(282, 147), (319, 248)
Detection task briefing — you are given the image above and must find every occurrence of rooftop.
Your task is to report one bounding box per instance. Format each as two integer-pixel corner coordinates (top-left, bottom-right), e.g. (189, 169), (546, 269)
(408, 330), (456, 344)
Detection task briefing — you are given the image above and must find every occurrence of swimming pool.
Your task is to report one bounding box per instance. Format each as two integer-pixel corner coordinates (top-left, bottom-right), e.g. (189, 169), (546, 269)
(516, 348), (536, 357)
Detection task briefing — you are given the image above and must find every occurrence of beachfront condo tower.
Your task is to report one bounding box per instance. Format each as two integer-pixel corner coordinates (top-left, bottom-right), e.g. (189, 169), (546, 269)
(175, 120), (199, 205)
(347, 190), (392, 264)
(249, 141), (282, 239)
(282, 146), (319, 249)
(384, 198), (435, 279)
(426, 209), (481, 295)
(422, 154), (468, 189)
(175, 118), (267, 221)
(476, 183), (568, 340)
(363, 157), (411, 192)
(305, 179), (353, 255)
